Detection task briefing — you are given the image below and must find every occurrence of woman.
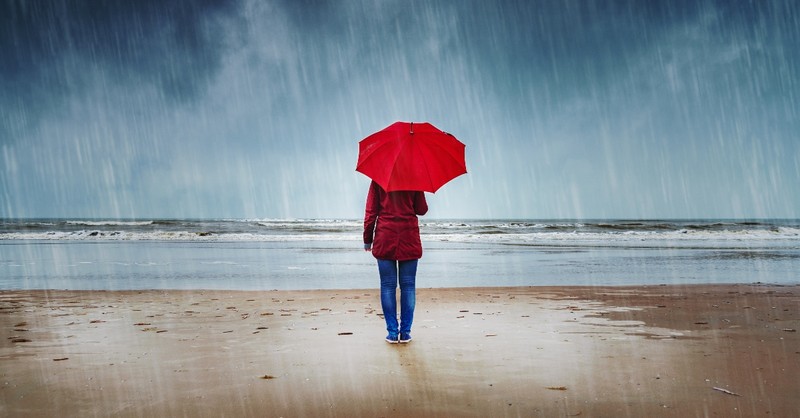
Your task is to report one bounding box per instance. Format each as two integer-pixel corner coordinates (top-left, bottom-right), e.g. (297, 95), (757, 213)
(363, 180), (428, 344)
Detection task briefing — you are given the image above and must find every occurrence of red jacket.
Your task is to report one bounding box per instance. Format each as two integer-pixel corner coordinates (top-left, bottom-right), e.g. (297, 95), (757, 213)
(363, 181), (428, 261)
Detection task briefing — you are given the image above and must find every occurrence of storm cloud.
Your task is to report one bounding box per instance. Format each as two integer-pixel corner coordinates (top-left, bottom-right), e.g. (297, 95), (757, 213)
(1, 0), (798, 219)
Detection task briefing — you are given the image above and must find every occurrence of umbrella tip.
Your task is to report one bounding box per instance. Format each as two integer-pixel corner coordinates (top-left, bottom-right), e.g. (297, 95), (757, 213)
(410, 122), (414, 135)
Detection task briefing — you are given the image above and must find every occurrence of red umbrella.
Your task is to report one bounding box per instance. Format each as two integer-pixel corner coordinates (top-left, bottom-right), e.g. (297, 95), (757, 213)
(356, 121), (467, 193)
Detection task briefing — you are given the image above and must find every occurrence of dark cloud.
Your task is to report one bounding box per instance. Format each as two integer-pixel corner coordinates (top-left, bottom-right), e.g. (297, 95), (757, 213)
(1, 0), (798, 218)
(0, 0), (240, 138)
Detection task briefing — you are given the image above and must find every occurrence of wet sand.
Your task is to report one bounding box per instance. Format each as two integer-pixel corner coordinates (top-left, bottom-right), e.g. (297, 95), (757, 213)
(1, 284), (798, 417)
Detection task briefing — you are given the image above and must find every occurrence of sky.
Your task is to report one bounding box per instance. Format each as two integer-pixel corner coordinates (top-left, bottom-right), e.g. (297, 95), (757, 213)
(1, 0), (798, 220)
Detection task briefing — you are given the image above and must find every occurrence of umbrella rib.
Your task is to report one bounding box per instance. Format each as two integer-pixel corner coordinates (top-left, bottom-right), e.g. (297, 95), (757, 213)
(421, 136), (467, 171)
(356, 136), (397, 167)
(413, 137), (435, 192)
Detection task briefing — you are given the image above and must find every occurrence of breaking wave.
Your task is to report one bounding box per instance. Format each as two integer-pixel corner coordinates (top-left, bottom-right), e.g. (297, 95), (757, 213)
(0, 219), (798, 248)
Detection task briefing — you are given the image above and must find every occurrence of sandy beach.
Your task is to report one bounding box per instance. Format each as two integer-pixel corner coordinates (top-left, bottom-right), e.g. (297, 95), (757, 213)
(1, 284), (798, 417)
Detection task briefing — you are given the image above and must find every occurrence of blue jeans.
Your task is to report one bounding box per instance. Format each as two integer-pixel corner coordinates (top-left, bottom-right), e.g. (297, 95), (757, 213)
(377, 258), (418, 336)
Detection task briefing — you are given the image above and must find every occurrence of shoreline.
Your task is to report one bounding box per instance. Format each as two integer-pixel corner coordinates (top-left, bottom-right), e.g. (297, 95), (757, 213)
(4, 237), (799, 289)
(2, 284), (799, 417)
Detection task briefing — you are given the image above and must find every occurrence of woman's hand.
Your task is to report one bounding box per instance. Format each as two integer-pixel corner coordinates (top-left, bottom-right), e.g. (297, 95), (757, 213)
(364, 243), (372, 252)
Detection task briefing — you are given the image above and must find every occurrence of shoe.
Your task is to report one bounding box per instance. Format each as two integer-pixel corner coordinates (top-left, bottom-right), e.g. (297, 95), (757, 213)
(385, 334), (399, 344)
(399, 333), (412, 343)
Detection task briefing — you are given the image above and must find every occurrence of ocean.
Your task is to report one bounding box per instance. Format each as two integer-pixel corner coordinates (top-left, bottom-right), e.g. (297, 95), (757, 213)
(1, 219), (799, 290)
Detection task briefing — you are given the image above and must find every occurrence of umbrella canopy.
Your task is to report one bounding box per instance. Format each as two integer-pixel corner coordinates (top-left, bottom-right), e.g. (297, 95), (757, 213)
(356, 121), (467, 193)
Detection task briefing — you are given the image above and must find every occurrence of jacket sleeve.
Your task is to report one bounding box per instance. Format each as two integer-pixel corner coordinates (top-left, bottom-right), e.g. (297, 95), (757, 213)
(414, 191), (428, 216)
(363, 181), (381, 244)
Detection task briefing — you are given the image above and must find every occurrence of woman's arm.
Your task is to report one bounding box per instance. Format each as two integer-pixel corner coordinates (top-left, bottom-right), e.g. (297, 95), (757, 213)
(414, 191), (428, 216)
(363, 181), (381, 249)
